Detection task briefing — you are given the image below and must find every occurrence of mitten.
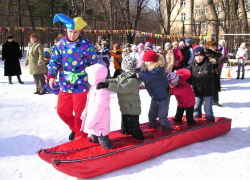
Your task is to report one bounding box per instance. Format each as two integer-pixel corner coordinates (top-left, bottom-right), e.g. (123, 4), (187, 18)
(124, 72), (137, 79)
(96, 82), (109, 89)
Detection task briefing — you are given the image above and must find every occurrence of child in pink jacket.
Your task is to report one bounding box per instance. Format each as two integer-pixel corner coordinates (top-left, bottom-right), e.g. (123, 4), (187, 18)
(167, 69), (196, 125)
(80, 64), (113, 149)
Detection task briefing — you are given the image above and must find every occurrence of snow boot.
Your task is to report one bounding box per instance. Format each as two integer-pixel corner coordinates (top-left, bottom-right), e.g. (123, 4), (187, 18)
(213, 101), (223, 107)
(69, 131), (75, 141)
(91, 135), (99, 143)
(8, 76), (13, 84)
(126, 115), (145, 140)
(98, 135), (114, 149)
(17, 75), (24, 84)
(187, 119), (197, 125)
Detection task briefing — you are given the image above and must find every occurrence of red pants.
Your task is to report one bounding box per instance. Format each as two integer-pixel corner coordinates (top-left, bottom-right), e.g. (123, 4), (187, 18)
(57, 91), (88, 139)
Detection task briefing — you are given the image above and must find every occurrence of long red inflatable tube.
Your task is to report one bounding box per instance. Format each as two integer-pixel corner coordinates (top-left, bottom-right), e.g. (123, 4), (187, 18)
(37, 116), (231, 178)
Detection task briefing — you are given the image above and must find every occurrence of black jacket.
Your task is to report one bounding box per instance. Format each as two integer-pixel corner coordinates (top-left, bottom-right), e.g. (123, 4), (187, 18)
(2, 41), (22, 76)
(205, 49), (228, 92)
(180, 48), (188, 68)
(187, 57), (214, 97)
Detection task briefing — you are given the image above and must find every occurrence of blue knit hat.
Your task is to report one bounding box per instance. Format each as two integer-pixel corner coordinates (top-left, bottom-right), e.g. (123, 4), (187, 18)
(167, 72), (180, 86)
(185, 39), (191, 44)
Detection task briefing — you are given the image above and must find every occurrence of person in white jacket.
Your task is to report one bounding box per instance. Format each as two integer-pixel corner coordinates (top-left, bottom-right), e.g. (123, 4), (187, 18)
(236, 42), (248, 79)
(130, 45), (139, 62)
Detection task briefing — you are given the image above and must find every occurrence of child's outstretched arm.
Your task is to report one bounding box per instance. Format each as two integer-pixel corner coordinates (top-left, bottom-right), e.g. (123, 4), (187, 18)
(138, 68), (165, 82)
(108, 79), (138, 94)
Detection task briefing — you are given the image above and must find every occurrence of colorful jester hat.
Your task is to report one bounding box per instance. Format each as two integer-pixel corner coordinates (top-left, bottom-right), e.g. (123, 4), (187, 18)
(53, 13), (90, 30)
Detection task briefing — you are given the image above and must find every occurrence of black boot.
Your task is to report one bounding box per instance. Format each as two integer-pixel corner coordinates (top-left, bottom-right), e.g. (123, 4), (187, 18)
(241, 75), (244, 79)
(127, 115), (145, 140)
(213, 101), (223, 107)
(91, 135), (99, 143)
(8, 76), (13, 84)
(236, 76), (239, 79)
(69, 131), (75, 141)
(17, 75), (24, 84)
(98, 135), (114, 149)
(121, 115), (131, 135)
(187, 120), (197, 125)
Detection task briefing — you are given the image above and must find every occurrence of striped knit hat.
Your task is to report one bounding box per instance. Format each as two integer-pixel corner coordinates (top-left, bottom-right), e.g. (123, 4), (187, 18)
(167, 72), (180, 86)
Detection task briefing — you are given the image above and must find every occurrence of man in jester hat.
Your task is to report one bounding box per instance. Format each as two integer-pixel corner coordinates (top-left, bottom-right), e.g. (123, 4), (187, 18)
(47, 13), (98, 140)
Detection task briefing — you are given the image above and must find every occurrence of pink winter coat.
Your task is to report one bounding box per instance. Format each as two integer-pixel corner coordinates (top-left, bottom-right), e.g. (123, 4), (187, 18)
(80, 64), (110, 136)
(171, 69), (195, 108)
(172, 48), (183, 67)
(137, 51), (145, 68)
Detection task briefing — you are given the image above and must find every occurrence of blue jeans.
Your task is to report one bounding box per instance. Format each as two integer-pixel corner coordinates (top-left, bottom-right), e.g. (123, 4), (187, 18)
(194, 96), (215, 121)
(148, 96), (172, 130)
(237, 63), (245, 77)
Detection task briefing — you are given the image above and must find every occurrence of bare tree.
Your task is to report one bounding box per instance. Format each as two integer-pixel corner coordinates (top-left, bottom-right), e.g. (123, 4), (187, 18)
(117, 0), (150, 43)
(239, 0), (249, 33)
(207, 0), (219, 35)
(156, 0), (182, 35)
(25, 0), (35, 27)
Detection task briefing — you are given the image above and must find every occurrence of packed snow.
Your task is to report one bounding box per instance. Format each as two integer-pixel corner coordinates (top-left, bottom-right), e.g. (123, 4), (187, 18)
(0, 58), (250, 180)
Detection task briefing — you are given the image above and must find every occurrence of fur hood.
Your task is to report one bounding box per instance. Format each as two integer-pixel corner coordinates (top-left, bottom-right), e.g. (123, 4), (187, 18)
(205, 49), (221, 58)
(205, 49), (228, 64)
(140, 53), (165, 72)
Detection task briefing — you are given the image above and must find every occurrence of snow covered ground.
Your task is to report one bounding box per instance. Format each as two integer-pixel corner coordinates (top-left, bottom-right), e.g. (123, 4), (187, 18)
(0, 58), (250, 180)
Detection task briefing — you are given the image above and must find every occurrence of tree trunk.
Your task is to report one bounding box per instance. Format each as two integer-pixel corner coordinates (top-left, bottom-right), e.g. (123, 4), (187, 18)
(166, 0), (171, 35)
(207, 0), (219, 35)
(25, 0), (35, 27)
(239, 0), (249, 33)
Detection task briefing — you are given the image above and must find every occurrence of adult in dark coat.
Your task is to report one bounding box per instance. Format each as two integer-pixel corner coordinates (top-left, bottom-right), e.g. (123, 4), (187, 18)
(205, 41), (228, 107)
(2, 35), (23, 84)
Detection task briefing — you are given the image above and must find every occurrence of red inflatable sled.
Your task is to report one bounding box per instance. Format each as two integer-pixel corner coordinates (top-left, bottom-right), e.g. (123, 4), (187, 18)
(37, 115), (231, 179)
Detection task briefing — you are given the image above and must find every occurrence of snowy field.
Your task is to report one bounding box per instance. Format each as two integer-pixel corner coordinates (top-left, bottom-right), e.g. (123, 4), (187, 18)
(0, 58), (250, 180)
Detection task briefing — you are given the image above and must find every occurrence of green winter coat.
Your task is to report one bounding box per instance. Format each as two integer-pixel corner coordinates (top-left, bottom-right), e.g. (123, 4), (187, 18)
(24, 41), (47, 74)
(106, 72), (141, 115)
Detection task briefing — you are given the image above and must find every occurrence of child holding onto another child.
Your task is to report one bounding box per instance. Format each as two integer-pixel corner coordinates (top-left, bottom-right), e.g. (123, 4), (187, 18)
(132, 50), (172, 131)
(167, 69), (196, 125)
(97, 56), (145, 140)
(80, 64), (113, 149)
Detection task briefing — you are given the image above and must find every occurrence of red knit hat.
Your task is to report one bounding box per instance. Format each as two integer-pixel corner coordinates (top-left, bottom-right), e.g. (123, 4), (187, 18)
(143, 50), (157, 62)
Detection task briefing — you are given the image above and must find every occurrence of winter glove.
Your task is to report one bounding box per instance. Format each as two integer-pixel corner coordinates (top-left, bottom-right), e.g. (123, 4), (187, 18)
(167, 86), (172, 95)
(124, 72), (137, 79)
(96, 82), (109, 90)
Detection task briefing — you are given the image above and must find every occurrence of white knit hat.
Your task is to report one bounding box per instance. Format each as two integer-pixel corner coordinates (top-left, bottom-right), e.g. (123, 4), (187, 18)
(165, 42), (171, 48)
(131, 45), (137, 50)
(240, 42), (246, 48)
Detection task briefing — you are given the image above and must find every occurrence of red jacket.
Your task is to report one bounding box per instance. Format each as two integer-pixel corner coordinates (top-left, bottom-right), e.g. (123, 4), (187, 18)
(172, 48), (184, 64)
(171, 69), (195, 108)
